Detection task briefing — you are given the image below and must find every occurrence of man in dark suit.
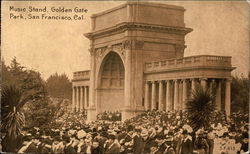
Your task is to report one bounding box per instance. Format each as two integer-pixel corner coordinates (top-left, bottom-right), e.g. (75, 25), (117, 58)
(180, 130), (193, 154)
(104, 134), (120, 154)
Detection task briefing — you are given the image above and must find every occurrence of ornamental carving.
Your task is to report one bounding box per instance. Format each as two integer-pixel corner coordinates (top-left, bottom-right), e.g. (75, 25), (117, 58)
(94, 40), (144, 66)
(95, 47), (108, 61)
(122, 40), (132, 50)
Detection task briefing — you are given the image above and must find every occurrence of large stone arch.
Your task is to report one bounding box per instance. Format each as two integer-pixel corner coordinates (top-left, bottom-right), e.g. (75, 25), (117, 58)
(96, 51), (125, 112)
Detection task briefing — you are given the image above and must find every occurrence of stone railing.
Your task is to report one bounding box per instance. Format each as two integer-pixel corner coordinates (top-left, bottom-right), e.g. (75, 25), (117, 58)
(73, 70), (90, 80)
(145, 55), (231, 72)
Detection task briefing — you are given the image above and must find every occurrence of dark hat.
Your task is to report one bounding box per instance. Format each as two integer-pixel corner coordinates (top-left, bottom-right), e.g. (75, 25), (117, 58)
(127, 125), (134, 132)
(222, 132), (229, 138)
(54, 135), (61, 141)
(108, 134), (116, 140)
(156, 135), (165, 140)
(62, 135), (70, 143)
(182, 129), (188, 135)
(168, 131), (174, 136)
(242, 132), (249, 139)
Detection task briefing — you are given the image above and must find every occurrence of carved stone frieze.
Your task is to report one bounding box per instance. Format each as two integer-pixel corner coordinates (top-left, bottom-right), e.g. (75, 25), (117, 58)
(94, 40), (144, 66)
(122, 40), (132, 50)
(95, 47), (108, 62)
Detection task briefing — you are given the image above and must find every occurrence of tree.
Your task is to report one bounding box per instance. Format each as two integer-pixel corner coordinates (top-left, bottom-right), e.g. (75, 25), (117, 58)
(1, 57), (50, 134)
(46, 73), (72, 99)
(186, 84), (216, 132)
(1, 85), (25, 152)
(231, 75), (249, 113)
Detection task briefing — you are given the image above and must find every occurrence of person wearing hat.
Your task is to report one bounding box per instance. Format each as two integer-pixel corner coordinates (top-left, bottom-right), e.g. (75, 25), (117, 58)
(149, 141), (161, 154)
(155, 135), (166, 154)
(179, 129), (193, 154)
(240, 132), (249, 153)
(80, 138), (92, 153)
(91, 139), (102, 154)
(194, 130), (209, 154)
(163, 136), (175, 154)
(121, 125), (134, 154)
(104, 134), (120, 154)
(137, 128), (147, 153)
(133, 127), (142, 154)
(64, 135), (77, 154)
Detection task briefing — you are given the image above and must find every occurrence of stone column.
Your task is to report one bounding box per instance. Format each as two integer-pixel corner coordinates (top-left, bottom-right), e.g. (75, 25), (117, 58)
(209, 79), (215, 95)
(225, 78), (232, 117)
(158, 81), (164, 111)
(215, 80), (221, 111)
(151, 81), (156, 110)
(201, 78), (207, 89)
(75, 87), (79, 112)
(191, 79), (196, 92)
(166, 80), (171, 111)
(80, 86), (84, 111)
(182, 79), (187, 110)
(84, 86), (88, 108)
(173, 80), (179, 110)
(191, 78), (196, 98)
(87, 47), (96, 121)
(72, 87), (75, 112)
(179, 81), (183, 110)
(122, 41), (133, 121)
(144, 81), (150, 111)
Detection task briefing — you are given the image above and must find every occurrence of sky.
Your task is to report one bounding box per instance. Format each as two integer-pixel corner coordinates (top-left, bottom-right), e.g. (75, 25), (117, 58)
(2, 1), (249, 80)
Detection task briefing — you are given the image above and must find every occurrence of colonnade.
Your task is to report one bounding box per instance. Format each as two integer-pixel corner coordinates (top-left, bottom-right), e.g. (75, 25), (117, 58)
(144, 78), (231, 115)
(72, 86), (89, 112)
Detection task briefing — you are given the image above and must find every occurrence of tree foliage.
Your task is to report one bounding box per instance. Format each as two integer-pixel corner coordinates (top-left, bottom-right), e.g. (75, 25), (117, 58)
(2, 58), (50, 125)
(186, 85), (216, 132)
(231, 75), (249, 113)
(46, 73), (72, 99)
(1, 85), (25, 152)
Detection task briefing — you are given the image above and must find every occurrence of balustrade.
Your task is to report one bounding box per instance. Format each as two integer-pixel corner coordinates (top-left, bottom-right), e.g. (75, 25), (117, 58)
(145, 55), (231, 71)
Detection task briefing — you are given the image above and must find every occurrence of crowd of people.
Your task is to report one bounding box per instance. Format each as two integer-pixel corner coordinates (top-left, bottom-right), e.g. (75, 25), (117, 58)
(97, 111), (122, 121)
(10, 110), (250, 153)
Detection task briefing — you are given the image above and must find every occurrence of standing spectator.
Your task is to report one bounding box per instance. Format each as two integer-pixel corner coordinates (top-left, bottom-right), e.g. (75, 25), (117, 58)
(140, 129), (151, 154)
(163, 136), (175, 154)
(240, 132), (249, 153)
(64, 135), (77, 154)
(180, 130), (193, 154)
(206, 128), (215, 154)
(194, 130), (209, 154)
(104, 134), (120, 154)
(91, 139), (102, 154)
(133, 127), (142, 154)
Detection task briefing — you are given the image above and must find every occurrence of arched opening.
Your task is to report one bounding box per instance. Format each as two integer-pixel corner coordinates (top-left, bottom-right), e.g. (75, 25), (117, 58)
(97, 52), (125, 112)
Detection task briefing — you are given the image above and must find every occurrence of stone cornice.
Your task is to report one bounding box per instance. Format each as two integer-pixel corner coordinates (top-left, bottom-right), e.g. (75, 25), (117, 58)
(144, 66), (236, 74)
(72, 78), (90, 82)
(84, 22), (193, 39)
(91, 2), (185, 18)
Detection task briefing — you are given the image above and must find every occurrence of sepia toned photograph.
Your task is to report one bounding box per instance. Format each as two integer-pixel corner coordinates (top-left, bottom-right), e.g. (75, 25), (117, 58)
(1, 0), (249, 153)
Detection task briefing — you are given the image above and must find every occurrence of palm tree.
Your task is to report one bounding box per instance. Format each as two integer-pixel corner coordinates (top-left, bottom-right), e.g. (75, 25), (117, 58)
(186, 84), (216, 132)
(1, 85), (26, 152)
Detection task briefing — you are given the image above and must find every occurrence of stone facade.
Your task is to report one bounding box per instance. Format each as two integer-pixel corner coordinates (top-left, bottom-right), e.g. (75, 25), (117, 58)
(72, 2), (235, 121)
